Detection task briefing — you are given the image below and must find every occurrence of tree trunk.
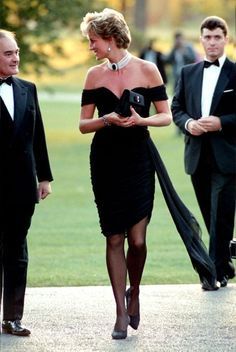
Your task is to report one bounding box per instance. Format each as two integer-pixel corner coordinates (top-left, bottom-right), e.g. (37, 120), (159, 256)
(134, 0), (147, 31)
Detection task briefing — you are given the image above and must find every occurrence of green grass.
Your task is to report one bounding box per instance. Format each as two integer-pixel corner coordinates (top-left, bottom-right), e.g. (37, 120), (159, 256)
(27, 98), (235, 287)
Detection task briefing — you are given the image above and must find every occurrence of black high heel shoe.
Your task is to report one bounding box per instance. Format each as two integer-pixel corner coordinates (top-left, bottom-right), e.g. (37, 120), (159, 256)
(111, 329), (127, 340)
(125, 288), (140, 330)
(111, 315), (130, 340)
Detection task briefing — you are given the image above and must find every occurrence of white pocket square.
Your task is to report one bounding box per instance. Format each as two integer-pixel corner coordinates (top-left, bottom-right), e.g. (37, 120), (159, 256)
(223, 89), (234, 93)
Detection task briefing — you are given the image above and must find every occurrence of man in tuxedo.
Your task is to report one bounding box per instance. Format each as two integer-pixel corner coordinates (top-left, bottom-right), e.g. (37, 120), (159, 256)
(171, 16), (236, 290)
(0, 30), (53, 335)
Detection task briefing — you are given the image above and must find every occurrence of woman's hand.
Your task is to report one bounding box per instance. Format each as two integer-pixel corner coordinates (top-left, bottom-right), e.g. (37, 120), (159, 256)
(121, 107), (143, 127)
(105, 108), (143, 128)
(116, 107), (142, 128)
(104, 111), (132, 127)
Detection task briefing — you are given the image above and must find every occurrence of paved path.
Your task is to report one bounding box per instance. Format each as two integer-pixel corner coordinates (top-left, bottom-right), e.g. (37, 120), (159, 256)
(1, 284), (236, 352)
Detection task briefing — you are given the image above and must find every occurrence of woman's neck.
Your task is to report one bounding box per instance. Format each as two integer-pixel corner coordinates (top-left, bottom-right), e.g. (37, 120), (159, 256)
(107, 51), (131, 71)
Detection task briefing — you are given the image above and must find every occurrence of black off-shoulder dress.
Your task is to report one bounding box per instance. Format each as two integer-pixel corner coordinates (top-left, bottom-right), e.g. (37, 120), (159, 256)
(81, 86), (167, 236)
(81, 85), (217, 285)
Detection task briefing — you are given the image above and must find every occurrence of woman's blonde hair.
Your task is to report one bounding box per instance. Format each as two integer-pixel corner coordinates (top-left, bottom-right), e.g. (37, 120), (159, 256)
(80, 8), (131, 49)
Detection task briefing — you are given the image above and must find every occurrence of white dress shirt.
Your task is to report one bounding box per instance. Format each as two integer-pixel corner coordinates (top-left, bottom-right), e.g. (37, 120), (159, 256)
(0, 80), (14, 119)
(201, 54), (226, 117)
(185, 54), (226, 131)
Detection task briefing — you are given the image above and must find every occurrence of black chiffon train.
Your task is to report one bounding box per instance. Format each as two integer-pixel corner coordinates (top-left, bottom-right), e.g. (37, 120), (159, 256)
(147, 138), (217, 284)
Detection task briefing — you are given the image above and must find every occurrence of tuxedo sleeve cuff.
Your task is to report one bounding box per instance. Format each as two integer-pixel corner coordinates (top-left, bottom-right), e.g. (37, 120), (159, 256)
(185, 118), (194, 132)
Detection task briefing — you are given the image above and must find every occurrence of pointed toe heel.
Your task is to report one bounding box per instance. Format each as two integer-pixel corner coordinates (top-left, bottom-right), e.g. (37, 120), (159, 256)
(125, 288), (140, 330)
(129, 314), (140, 330)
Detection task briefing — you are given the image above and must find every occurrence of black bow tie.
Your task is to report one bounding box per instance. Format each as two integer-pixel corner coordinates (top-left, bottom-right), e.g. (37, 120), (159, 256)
(0, 76), (13, 85)
(203, 59), (220, 68)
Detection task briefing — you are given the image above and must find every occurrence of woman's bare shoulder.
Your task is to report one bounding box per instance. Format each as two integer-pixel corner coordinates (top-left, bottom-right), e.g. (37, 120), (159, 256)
(132, 56), (163, 85)
(84, 63), (107, 89)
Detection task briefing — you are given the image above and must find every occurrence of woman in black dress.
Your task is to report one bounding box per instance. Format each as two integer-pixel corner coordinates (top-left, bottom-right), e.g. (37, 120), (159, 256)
(80, 8), (172, 339)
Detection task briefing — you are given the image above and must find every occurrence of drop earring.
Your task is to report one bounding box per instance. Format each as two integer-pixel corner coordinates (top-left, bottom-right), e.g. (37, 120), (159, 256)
(107, 46), (111, 52)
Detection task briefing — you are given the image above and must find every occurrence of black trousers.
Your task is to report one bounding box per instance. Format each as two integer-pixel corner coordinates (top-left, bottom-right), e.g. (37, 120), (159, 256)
(191, 145), (236, 280)
(0, 203), (35, 321)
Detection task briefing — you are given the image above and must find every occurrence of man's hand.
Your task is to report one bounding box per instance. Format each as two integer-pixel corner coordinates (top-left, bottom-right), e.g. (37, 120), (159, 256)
(187, 120), (207, 136)
(38, 181), (52, 200)
(187, 115), (222, 135)
(198, 116), (222, 132)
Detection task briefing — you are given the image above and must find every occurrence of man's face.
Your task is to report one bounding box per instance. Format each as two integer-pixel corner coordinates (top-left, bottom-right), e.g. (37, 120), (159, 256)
(175, 35), (184, 48)
(200, 27), (228, 61)
(0, 36), (20, 78)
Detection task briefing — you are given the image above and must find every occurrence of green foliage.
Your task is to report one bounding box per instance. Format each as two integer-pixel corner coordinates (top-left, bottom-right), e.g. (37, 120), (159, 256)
(0, 0), (99, 74)
(1, 0), (234, 76)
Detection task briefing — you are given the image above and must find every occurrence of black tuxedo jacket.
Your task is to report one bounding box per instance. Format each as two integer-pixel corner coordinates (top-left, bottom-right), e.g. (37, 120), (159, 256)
(171, 58), (236, 175)
(0, 77), (53, 205)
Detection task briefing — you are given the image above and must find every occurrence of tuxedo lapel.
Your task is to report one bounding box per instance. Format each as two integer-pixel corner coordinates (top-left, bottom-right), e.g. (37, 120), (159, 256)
(12, 77), (28, 133)
(210, 59), (232, 114)
(190, 63), (204, 117)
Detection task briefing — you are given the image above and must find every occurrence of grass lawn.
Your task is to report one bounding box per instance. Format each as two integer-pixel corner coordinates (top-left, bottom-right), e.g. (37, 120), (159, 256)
(27, 98), (235, 287)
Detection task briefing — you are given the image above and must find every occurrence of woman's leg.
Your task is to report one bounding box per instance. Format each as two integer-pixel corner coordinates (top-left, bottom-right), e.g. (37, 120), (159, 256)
(126, 217), (148, 317)
(106, 234), (128, 331)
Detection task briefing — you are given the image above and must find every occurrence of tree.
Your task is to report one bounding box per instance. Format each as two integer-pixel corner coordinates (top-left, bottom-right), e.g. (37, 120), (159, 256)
(0, 0), (98, 74)
(134, 0), (147, 31)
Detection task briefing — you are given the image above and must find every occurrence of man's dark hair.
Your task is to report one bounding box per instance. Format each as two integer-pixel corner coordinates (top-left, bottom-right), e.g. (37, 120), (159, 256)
(174, 31), (183, 39)
(200, 16), (228, 36)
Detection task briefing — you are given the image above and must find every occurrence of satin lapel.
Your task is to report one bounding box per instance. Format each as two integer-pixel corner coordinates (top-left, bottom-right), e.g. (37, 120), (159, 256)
(210, 59), (232, 114)
(191, 63), (204, 117)
(12, 77), (28, 133)
(188, 62), (203, 117)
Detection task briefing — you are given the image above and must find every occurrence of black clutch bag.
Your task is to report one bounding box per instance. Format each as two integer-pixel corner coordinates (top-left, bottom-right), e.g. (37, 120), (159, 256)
(115, 89), (145, 117)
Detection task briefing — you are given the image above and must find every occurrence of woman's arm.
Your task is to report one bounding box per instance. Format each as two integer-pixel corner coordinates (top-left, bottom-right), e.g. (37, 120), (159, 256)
(79, 68), (110, 134)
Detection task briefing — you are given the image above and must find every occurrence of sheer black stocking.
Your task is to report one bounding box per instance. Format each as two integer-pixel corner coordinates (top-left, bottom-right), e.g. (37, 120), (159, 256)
(106, 217), (148, 330)
(126, 217), (148, 316)
(106, 234), (128, 331)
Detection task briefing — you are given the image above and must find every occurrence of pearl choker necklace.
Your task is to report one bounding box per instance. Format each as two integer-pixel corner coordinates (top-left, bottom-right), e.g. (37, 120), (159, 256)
(107, 52), (132, 71)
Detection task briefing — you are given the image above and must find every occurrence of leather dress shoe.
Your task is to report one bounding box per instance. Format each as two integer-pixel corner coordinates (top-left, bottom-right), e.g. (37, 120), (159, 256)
(218, 263), (235, 287)
(201, 278), (219, 291)
(2, 320), (31, 336)
(220, 276), (228, 287)
(226, 264), (235, 279)
(227, 271), (235, 280)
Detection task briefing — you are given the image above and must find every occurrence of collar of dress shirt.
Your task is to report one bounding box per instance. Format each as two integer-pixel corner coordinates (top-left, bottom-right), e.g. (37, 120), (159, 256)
(0, 80), (14, 119)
